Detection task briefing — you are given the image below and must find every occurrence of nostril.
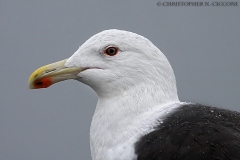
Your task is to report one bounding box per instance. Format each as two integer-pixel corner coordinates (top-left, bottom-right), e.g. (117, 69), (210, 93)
(45, 69), (56, 73)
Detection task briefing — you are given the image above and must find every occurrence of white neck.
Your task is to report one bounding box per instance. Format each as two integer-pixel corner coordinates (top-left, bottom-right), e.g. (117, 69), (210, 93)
(90, 82), (180, 160)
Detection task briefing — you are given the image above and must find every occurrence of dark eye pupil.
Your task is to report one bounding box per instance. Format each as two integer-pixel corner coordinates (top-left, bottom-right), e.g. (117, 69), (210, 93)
(107, 48), (116, 55)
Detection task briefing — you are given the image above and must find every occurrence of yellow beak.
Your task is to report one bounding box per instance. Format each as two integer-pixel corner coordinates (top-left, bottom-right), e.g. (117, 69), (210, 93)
(28, 59), (84, 89)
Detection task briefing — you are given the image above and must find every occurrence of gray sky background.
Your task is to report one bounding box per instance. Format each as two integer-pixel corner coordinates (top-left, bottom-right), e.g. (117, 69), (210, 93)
(1, 1), (239, 160)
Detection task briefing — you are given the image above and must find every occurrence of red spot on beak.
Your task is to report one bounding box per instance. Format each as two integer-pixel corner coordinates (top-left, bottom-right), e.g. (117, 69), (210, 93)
(34, 77), (52, 89)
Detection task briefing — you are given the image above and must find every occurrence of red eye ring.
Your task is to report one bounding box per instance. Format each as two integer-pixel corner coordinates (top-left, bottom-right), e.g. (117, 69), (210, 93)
(104, 46), (118, 56)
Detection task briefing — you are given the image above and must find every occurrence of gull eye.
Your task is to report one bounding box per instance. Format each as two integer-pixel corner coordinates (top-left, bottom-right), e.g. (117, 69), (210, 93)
(104, 46), (118, 56)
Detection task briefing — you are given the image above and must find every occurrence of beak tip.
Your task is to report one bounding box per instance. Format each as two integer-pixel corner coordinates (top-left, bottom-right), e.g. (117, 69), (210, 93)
(28, 59), (83, 90)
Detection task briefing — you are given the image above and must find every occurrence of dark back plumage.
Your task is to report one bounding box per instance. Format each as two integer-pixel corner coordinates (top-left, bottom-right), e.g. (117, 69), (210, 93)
(135, 103), (240, 160)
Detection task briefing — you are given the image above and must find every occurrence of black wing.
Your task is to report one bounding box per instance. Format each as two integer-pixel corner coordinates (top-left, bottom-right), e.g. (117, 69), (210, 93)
(135, 104), (240, 160)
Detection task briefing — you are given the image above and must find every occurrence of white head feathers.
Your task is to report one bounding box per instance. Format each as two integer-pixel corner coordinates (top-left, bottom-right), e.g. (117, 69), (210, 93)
(66, 29), (178, 103)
